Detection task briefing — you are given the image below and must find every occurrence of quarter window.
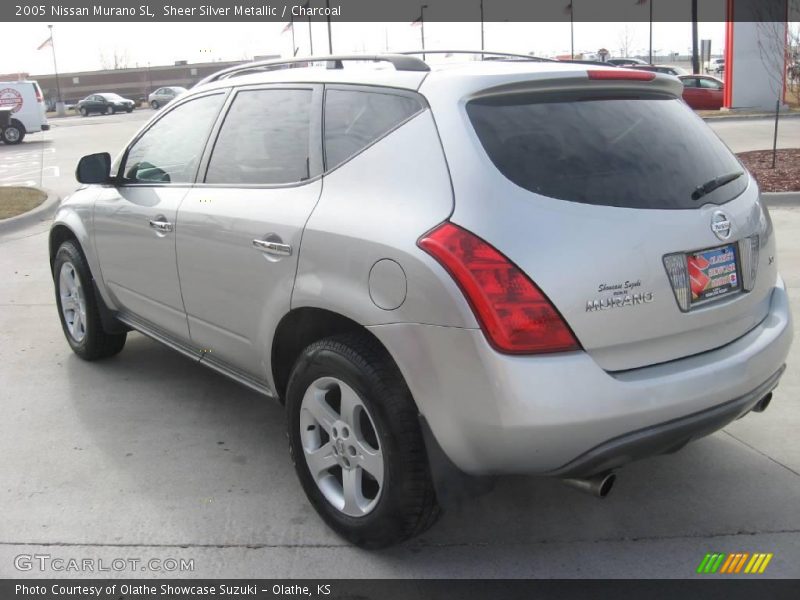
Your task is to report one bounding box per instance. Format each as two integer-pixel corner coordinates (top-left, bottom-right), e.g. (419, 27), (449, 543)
(205, 89), (313, 185)
(323, 89), (424, 170)
(122, 93), (224, 184)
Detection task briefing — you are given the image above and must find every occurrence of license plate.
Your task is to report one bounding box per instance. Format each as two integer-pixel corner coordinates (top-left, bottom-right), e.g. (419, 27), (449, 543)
(687, 243), (741, 305)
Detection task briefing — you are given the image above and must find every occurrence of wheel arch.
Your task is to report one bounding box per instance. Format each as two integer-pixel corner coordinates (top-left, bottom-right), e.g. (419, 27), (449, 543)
(271, 306), (397, 404)
(50, 219), (127, 334)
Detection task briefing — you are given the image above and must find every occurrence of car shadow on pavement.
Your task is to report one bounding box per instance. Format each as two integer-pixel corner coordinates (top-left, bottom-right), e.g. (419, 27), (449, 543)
(59, 333), (800, 555)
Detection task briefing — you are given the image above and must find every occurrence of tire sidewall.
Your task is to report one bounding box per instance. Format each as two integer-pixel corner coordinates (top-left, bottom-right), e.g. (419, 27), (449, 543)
(286, 344), (411, 546)
(80, 107), (88, 116)
(54, 243), (95, 355)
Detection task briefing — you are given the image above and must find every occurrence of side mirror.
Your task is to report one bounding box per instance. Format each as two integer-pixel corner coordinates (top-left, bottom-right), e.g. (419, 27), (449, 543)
(75, 152), (111, 184)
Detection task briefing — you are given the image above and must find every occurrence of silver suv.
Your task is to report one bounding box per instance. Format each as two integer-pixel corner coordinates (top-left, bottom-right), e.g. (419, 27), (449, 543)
(50, 53), (793, 548)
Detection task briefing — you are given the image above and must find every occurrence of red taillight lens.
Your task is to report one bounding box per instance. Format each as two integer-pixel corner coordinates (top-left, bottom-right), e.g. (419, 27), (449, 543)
(34, 85), (43, 103)
(418, 222), (580, 354)
(587, 69), (656, 81)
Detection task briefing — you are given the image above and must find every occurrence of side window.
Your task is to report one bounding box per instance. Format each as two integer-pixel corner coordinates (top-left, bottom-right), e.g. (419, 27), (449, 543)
(122, 93), (224, 184)
(682, 78), (699, 88)
(205, 88), (313, 185)
(699, 78), (721, 90)
(323, 89), (424, 170)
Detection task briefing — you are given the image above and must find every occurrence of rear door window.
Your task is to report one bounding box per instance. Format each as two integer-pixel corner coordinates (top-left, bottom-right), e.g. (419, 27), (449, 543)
(205, 88), (314, 185)
(466, 93), (746, 209)
(323, 88), (424, 170)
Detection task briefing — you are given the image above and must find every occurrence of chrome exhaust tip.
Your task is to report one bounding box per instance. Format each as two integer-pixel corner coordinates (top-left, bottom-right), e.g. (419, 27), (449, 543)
(751, 392), (773, 413)
(562, 471), (616, 498)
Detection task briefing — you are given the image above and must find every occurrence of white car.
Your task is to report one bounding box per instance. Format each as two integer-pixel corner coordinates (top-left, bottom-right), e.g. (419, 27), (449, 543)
(0, 80), (49, 144)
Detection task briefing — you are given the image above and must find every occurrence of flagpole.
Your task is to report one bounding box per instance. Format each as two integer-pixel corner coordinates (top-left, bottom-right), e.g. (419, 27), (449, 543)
(308, 16), (313, 55)
(420, 4), (428, 61)
(48, 25), (64, 115)
(649, 0), (653, 63)
(290, 15), (297, 56)
(325, 0), (333, 53)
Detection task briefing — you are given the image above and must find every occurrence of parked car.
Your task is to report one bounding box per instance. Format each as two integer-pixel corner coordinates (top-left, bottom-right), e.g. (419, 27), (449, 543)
(631, 64), (688, 76)
(50, 55), (792, 548)
(0, 80), (49, 144)
(148, 86), (187, 109)
(711, 58), (725, 74)
(607, 58), (648, 66)
(679, 75), (724, 110)
(76, 93), (135, 116)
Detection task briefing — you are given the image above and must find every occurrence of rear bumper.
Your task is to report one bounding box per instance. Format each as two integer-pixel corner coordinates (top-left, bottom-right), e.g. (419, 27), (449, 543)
(548, 364), (784, 477)
(368, 277), (793, 475)
(41, 124), (50, 131)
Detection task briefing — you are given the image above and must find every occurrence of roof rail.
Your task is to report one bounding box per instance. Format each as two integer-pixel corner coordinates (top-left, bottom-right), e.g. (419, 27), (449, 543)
(397, 50), (556, 63)
(196, 54), (430, 86)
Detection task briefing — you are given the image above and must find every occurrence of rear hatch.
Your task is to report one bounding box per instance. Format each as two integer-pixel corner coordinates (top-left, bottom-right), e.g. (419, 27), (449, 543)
(433, 69), (776, 371)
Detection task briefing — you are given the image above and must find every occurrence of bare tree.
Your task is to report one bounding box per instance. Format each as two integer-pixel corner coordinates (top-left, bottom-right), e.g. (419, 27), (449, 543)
(752, 0), (800, 168)
(617, 25), (637, 58)
(100, 48), (131, 70)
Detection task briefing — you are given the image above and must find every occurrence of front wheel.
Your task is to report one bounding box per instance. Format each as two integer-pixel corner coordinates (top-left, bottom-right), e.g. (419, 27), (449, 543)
(53, 241), (126, 360)
(79, 107), (88, 117)
(150, 100), (159, 110)
(286, 334), (439, 548)
(105, 106), (114, 115)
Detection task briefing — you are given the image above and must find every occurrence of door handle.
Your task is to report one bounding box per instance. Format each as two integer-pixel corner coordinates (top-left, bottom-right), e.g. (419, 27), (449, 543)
(252, 238), (292, 256)
(149, 219), (174, 233)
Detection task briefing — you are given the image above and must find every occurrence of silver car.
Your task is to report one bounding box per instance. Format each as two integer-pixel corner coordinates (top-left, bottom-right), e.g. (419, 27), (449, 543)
(147, 86), (187, 109)
(50, 54), (793, 548)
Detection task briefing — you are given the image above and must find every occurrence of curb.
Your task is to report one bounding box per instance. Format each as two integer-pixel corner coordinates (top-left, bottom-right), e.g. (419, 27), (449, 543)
(702, 112), (800, 122)
(0, 188), (60, 235)
(762, 191), (800, 207)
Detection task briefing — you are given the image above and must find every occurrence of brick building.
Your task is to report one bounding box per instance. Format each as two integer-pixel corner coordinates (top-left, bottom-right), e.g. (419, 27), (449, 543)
(27, 58), (277, 106)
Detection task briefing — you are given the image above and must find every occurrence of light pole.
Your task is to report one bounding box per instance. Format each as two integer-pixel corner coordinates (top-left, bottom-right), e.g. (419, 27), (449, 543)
(48, 25), (64, 116)
(479, 0), (485, 51)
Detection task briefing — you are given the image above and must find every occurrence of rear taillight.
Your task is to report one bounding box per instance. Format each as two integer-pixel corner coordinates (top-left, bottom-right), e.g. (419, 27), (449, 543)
(34, 85), (43, 103)
(418, 222), (580, 354)
(587, 69), (656, 81)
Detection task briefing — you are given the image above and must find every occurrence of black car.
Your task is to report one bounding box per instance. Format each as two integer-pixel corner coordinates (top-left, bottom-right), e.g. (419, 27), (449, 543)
(76, 93), (135, 116)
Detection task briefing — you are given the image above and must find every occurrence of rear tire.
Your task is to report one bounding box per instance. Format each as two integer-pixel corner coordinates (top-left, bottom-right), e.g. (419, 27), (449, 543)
(53, 241), (126, 361)
(105, 106), (114, 115)
(286, 333), (439, 548)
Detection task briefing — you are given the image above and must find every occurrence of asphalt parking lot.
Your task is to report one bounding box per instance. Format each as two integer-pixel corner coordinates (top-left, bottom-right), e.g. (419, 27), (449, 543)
(0, 110), (799, 579)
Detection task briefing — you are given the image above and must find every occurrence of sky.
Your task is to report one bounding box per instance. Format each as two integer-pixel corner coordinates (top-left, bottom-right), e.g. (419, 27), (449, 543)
(1, 21), (728, 77)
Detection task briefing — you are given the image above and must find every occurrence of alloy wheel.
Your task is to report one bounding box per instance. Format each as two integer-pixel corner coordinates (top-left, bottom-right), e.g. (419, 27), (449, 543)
(59, 261), (87, 343)
(299, 377), (384, 517)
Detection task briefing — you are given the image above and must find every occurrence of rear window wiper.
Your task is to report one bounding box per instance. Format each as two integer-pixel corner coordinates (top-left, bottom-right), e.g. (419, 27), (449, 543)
(691, 171), (743, 201)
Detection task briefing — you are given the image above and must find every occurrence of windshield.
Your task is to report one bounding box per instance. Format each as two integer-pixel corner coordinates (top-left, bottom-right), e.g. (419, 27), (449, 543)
(101, 93), (125, 101)
(466, 92), (746, 209)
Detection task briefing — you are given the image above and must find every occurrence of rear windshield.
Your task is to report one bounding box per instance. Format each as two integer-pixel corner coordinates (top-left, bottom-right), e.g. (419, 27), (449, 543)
(466, 93), (746, 209)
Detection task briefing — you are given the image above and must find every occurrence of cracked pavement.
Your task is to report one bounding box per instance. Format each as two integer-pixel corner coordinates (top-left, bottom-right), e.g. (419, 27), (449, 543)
(0, 115), (798, 578)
